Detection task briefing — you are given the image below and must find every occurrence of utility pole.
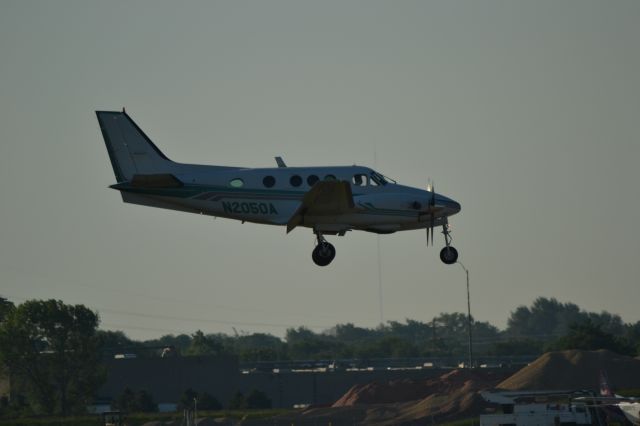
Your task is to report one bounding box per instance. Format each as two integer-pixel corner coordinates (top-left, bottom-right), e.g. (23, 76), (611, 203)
(194, 397), (198, 425)
(457, 261), (473, 368)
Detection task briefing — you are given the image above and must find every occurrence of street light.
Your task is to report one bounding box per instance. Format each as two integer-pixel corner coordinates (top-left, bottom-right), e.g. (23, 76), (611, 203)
(457, 261), (473, 368)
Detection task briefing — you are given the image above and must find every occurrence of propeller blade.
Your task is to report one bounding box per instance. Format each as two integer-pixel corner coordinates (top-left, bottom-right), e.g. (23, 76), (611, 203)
(430, 215), (434, 246)
(425, 179), (436, 247)
(431, 182), (436, 208)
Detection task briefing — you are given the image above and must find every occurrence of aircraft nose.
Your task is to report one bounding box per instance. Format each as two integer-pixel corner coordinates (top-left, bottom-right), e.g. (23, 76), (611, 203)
(445, 199), (461, 213)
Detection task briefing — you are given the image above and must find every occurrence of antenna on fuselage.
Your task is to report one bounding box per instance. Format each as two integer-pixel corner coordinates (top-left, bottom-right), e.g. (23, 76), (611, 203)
(275, 157), (287, 168)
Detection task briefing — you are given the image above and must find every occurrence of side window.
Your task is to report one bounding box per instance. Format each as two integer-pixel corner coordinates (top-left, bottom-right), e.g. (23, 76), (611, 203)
(263, 176), (276, 188)
(370, 172), (388, 186)
(352, 174), (368, 186)
(324, 174), (336, 181)
(307, 175), (319, 186)
(229, 178), (244, 188)
(290, 175), (303, 187)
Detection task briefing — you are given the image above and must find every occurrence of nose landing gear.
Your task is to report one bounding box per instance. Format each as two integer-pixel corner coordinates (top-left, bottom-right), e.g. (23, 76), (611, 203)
(439, 220), (459, 265)
(312, 232), (336, 266)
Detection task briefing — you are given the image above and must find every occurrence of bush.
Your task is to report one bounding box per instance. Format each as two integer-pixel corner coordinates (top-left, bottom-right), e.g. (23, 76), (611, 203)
(178, 388), (198, 411)
(228, 391), (247, 410)
(197, 392), (222, 411)
(113, 388), (157, 413)
(178, 389), (222, 411)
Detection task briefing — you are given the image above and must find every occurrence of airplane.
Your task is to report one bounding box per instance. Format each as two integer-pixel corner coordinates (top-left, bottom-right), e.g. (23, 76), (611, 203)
(96, 109), (461, 266)
(596, 371), (640, 425)
(574, 371), (640, 425)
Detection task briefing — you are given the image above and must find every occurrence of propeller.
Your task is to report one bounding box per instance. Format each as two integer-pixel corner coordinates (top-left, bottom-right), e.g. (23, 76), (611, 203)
(426, 180), (436, 246)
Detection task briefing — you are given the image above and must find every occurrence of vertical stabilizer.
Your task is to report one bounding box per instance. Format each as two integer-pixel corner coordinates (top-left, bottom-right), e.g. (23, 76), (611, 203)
(599, 370), (613, 397)
(96, 110), (173, 182)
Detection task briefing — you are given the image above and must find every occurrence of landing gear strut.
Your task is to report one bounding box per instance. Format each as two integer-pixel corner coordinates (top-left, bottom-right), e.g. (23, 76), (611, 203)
(312, 232), (336, 267)
(439, 220), (459, 265)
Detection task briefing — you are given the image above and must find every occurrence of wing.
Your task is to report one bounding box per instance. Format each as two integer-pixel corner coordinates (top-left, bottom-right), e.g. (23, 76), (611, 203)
(286, 180), (354, 233)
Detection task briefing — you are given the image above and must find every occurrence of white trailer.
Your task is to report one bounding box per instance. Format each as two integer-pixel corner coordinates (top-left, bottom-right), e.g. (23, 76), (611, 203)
(479, 391), (594, 426)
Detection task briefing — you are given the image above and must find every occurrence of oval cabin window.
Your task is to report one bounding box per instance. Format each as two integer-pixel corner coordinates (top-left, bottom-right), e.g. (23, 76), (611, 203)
(290, 175), (303, 187)
(229, 178), (244, 188)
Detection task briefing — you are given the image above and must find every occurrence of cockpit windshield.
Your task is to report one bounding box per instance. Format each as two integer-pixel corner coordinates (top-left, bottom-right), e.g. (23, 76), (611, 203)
(370, 171), (395, 186)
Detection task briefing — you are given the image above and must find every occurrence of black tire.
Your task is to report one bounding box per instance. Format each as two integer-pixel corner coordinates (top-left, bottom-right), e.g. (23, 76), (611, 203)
(312, 242), (336, 266)
(439, 246), (459, 265)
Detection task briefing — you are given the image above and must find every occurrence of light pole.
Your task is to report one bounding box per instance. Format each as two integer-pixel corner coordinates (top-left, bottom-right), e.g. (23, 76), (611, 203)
(457, 261), (473, 368)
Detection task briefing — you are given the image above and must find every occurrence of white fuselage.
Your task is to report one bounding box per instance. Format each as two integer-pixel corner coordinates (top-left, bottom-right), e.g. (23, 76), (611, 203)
(97, 109), (462, 265)
(115, 163), (460, 235)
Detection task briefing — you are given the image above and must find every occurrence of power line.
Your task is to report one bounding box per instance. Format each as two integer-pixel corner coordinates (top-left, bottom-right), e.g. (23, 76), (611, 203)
(100, 322), (194, 335)
(65, 281), (354, 323)
(98, 308), (332, 330)
(1, 294), (332, 332)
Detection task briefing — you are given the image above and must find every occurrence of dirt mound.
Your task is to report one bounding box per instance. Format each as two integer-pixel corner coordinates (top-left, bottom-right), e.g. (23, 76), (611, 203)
(333, 378), (432, 406)
(498, 349), (640, 391)
(324, 368), (512, 425)
(333, 368), (510, 407)
(267, 351), (640, 425)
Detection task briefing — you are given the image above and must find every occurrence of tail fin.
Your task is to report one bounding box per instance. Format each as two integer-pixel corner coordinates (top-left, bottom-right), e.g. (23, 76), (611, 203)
(600, 370), (614, 397)
(96, 110), (173, 182)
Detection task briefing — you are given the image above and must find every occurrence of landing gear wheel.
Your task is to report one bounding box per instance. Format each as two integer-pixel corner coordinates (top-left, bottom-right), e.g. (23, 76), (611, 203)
(440, 246), (458, 265)
(312, 242), (336, 266)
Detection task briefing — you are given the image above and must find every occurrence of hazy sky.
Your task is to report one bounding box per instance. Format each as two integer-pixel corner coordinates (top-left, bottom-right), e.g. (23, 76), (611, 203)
(1, 1), (639, 340)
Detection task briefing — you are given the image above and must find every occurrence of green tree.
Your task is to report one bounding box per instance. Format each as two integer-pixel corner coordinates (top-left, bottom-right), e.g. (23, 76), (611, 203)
(286, 327), (342, 360)
(624, 321), (640, 356)
(507, 297), (583, 339)
(179, 388), (198, 410)
(232, 333), (287, 362)
(197, 392), (222, 411)
(178, 388), (222, 411)
(97, 330), (134, 353)
(228, 391), (247, 410)
(355, 336), (417, 358)
(428, 313), (473, 355)
(331, 323), (380, 342)
(586, 311), (626, 336)
(135, 390), (158, 413)
(185, 330), (225, 356)
(0, 299), (103, 416)
(547, 319), (635, 355)
(113, 387), (135, 412)
(142, 334), (192, 354)
(0, 297), (14, 323)
(113, 388), (157, 413)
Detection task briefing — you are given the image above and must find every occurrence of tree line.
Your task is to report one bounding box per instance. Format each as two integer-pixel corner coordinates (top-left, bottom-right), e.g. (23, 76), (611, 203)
(102, 297), (640, 361)
(1, 296), (639, 417)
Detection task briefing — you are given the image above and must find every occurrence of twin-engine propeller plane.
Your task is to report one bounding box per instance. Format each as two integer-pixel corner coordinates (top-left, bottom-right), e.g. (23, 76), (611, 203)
(97, 110), (461, 266)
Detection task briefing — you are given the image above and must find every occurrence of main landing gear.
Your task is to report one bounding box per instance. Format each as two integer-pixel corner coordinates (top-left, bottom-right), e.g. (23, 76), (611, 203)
(312, 232), (336, 267)
(439, 220), (459, 265)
